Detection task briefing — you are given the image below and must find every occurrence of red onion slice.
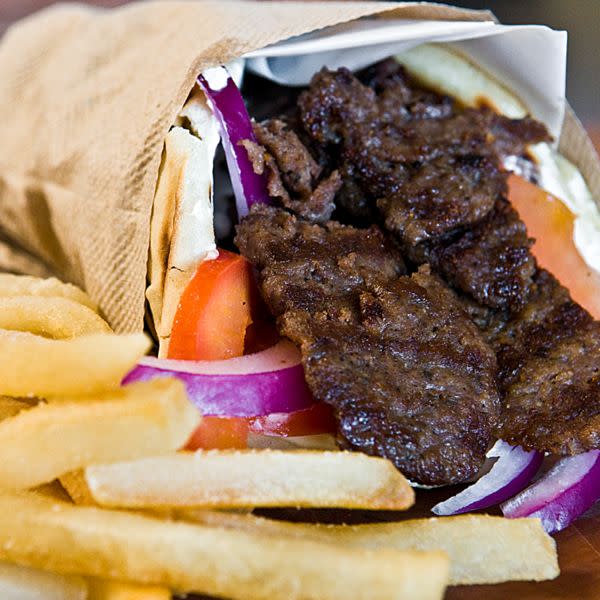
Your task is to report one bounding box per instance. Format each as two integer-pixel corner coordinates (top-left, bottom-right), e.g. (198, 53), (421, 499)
(502, 449), (600, 534)
(432, 440), (543, 516)
(198, 66), (270, 218)
(123, 340), (315, 417)
(139, 339), (300, 375)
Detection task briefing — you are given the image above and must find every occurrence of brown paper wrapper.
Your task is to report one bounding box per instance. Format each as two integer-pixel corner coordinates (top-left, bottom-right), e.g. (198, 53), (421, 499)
(0, 1), (598, 332)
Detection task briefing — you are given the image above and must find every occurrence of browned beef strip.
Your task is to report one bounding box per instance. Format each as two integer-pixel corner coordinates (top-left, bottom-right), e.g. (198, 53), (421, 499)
(379, 153), (506, 247)
(298, 68), (379, 146)
(236, 204), (405, 316)
(335, 110), (509, 204)
(253, 119), (321, 197)
(476, 269), (600, 454)
(431, 197), (536, 312)
(241, 120), (342, 223)
(344, 110), (527, 167)
(299, 67), (549, 166)
(236, 205), (500, 485)
(296, 66), (549, 310)
(357, 58), (456, 123)
(489, 115), (552, 161)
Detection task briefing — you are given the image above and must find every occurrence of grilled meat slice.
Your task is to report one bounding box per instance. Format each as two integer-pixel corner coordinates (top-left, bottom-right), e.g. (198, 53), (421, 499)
(295, 66), (549, 310)
(480, 269), (600, 454)
(236, 205), (500, 485)
(378, 152), (506, 248)
(358, 58), (455, 123)
(431, 197), (536, 312)
(298, 68), (379, 147)
(242, 120), (342, 223)
(235, 204), (404, 315)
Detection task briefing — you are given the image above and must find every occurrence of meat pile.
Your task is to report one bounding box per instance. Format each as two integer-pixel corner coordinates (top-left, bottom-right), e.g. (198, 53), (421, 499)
(237, 207), (499, 484)
(235, 60), (600, 485)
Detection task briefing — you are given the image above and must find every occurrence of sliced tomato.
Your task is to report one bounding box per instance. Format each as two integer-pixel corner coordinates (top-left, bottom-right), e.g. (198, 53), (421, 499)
(168, 249), (254, 361)
(249, 402), (337, 437)
(508, 174), (600, 318)
(185, 416), (249, 450)
(185, 403), (336, 450)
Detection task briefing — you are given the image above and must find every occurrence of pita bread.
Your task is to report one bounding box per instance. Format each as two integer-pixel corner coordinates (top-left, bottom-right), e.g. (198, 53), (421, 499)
(147, 89), (220, 357)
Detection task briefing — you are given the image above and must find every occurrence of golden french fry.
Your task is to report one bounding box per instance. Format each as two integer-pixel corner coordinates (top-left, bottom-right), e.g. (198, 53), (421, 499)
(88, 579), (171, 600)
(0, 561), (87, 600)
(0, 379), (200, 489)
(0, 396), (32, 421)
(85, 449), (414, 510)
(60, 471), (96, 505)
(0, 330), (150, 397)
(0, 274), (98, 312)
(181, 510), (559, 585)
(0, 490), (448, 600)
(0, 296), (110, 338)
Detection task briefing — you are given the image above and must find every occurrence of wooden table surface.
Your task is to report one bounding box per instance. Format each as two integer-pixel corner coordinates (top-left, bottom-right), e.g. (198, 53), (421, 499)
(2, 2), (600, 599)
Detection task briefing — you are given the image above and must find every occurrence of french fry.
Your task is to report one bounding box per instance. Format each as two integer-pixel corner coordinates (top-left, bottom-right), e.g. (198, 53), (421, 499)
(0, 330), (150, 397)
(87, 579), (171, 600)
(0, 561), (87, 600)
(85, 449), (414, 510)
(0, 379), (200, 489)
(0, 396), (31, 421)
(60, 470), (97, 505)
(180, 510), (559, 585)
(0, 274), (98, 312)
(0, 296), (110, 338)
(0, 490), (448, 600)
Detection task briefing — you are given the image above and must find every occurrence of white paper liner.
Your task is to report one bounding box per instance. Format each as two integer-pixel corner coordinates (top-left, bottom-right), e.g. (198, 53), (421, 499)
(246, 18), (567, 140)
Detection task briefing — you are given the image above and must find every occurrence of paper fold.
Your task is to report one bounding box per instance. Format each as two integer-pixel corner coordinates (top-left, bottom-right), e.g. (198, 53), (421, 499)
(247, 19), (567, 139)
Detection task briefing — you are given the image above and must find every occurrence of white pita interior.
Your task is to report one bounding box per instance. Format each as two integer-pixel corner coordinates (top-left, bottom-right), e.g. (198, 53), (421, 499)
(147, 90), (219, 357)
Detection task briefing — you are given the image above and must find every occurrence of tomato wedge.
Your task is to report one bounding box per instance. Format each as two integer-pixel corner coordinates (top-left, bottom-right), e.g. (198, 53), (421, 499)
(168, 249), (254, 361)
(508, 174), (600, 318)
(185, 416), (249, 450)
(185, 403), (336, 450)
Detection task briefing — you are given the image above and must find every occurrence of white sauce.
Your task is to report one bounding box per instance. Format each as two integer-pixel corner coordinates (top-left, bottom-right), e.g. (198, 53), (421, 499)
(531, 143), (600, 276)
